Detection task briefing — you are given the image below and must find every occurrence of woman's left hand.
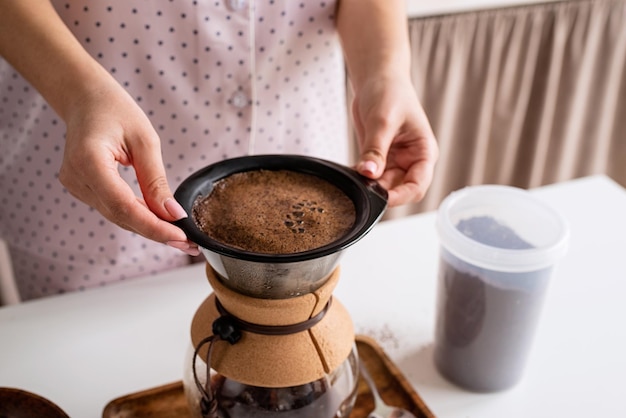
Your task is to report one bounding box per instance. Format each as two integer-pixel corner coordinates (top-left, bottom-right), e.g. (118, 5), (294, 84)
(352, 73), (439, 207)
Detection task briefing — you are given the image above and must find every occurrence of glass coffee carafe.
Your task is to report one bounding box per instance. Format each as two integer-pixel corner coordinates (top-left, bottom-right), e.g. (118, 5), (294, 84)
(184, 350), (359, 418)
(181, 265), (359, 418)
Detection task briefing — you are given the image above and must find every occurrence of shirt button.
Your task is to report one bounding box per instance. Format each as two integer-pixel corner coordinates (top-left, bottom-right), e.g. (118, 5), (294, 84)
(227, 0), (247, 11)
(231, 91), (249, 108)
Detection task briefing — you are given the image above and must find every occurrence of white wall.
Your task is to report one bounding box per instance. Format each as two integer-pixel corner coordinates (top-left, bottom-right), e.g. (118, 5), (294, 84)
(406, 0), (563, 18)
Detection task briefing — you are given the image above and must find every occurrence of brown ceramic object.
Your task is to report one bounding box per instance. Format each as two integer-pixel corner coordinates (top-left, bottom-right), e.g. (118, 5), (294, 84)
(0, 387), (69, 418)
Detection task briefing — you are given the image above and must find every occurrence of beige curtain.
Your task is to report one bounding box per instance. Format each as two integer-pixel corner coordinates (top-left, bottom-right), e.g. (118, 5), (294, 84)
(384, 0), (626, 218)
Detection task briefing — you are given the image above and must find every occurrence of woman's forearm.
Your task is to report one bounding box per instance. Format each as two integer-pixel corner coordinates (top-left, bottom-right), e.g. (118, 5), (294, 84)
(0, 0), (114, 121)
(336, 0), (411, 89)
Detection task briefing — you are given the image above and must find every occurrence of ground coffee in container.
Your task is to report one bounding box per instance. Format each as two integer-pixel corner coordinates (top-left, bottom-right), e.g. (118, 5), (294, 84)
(434, 185), (569, 392)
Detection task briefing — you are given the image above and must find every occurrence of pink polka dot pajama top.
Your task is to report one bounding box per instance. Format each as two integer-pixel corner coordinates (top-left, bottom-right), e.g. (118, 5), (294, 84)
(0, 0), (349, 300)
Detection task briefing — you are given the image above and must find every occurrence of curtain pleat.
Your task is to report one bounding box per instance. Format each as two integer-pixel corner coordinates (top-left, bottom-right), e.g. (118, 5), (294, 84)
(385, 0), (626, 218)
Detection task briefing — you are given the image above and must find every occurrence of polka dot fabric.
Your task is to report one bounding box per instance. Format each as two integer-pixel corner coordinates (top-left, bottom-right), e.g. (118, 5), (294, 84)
(0, 0), (349, 300)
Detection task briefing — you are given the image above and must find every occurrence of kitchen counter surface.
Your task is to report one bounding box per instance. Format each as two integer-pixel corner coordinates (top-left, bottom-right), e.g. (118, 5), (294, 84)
(1, 175), (625, 417)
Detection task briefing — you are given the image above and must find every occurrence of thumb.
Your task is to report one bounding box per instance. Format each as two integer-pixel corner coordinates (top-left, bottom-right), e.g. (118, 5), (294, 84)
(356, 117), (394, 179)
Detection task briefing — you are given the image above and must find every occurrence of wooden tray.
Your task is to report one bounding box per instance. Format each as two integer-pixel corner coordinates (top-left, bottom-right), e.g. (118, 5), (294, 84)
(102, 335), (435, 418)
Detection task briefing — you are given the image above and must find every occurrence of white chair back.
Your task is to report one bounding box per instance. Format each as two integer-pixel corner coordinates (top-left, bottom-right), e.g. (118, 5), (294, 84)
(0, 239), (20, 305)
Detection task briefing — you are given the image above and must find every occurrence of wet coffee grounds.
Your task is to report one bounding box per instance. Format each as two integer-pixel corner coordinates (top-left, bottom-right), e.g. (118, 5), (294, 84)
(192, 169), (356, 254)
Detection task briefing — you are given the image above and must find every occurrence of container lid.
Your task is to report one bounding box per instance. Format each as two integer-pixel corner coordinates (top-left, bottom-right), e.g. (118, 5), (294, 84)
(436, 185), (570, 272)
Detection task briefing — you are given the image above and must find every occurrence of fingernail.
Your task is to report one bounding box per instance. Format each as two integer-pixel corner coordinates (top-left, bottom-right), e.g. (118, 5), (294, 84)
(359, 160), (378, 176)
(165, 198), (188, 220)
(167, 241), (201, 256)
(167, 240), (190, 250)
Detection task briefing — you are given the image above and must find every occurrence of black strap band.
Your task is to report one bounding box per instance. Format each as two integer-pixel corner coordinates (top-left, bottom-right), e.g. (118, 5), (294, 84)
(214, 296), (332, 337)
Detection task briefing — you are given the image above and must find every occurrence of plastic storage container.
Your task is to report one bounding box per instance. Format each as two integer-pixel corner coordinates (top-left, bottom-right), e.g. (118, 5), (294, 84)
(434, 185), (569, 392)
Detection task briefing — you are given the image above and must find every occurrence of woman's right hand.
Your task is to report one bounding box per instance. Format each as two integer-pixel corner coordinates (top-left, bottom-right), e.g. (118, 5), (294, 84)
(0, 0), (199, 255)
(59, 77), (200, 256)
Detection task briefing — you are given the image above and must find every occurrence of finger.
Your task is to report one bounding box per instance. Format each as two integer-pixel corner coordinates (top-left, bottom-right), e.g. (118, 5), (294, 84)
(98, 167), (190, 240)
(127, 132), (189, 223)
(60, 143), (188, 244)
(380, 153), (437, 207)
(166, 239), (201, 256)
(356, 112), (397, 179)
(66, 169), (199, 255)
(122, 133), (200, 253)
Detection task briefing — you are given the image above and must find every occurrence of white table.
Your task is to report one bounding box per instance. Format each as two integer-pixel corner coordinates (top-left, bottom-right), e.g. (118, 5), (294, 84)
(1, 175), (625, 418)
